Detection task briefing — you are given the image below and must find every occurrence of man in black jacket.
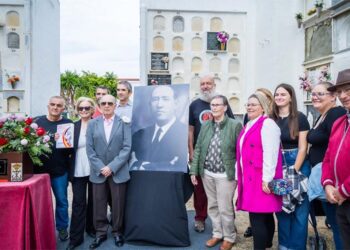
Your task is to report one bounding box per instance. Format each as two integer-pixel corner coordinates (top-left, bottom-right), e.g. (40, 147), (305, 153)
(34, 96), (73, 242)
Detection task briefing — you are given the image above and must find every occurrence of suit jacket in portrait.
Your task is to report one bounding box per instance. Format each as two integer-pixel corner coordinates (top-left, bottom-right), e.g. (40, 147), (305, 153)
(86, 115), (131, 184)
(131, 120), (188, 172)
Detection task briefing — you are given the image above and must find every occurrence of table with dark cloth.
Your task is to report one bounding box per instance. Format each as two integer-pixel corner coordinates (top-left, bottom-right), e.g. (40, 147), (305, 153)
(0, 174), (56, 250)
(125, 171), (193, 247)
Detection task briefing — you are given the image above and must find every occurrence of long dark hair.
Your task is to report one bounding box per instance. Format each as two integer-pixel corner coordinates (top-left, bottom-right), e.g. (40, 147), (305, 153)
(271, 83), (299, 139)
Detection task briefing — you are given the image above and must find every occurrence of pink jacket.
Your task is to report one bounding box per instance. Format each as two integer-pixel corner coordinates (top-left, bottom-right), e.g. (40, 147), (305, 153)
(322, 115), (350, 199)
(236, 116), (283, 213)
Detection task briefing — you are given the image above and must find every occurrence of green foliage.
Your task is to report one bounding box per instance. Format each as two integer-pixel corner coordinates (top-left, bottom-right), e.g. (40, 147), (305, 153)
(60, 70), (119, 118)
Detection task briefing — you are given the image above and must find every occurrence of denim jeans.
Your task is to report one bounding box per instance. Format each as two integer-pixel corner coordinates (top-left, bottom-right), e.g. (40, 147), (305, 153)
(322, 202), (343, 250)
(51, 172), (69, 231)
(277, 148), (310, 250)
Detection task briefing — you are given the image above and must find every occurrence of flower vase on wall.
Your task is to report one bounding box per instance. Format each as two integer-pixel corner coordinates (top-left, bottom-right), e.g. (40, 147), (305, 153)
(220, 43), (226, 51)
(316, 7), (322, 17)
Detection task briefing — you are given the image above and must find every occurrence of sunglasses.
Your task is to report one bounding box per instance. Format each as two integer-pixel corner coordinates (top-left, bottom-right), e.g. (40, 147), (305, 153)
(78, 106), (91, 111)
(49, 103), (64, 108)
(100, 102), (114, 106)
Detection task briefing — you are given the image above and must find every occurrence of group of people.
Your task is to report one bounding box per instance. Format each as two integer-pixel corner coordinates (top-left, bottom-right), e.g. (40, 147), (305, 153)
(190, 69), (350, 250)
(32, 68), (350, 250)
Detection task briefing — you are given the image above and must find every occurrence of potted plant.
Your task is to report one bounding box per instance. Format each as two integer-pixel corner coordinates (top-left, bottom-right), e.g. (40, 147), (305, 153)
(295, 13), (303, 28)
(315, 1), (324, 17)
(216, 31), (229, 50)
(0, 114), (52, 181)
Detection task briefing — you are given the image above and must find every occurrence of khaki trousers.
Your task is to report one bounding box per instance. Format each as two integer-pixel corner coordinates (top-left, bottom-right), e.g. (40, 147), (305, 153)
(202, 174), (237, 242)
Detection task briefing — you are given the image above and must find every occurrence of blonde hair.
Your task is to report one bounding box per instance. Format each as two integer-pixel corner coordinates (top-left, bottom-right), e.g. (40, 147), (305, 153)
(249, 92), (270, 115)
(256, 88), (274, 113)
(75, 97), (96, 116)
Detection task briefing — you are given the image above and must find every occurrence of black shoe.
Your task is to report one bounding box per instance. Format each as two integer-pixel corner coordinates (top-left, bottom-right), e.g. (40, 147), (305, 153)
(89, 236), (107, 249)
(66, 242), (82, 250)
(86, 231), (96, 238)
(114, 235), (124, 247)
(244, 227), (252, 238)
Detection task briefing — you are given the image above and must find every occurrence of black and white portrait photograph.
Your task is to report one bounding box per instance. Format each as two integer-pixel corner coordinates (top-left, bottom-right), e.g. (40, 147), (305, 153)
(130, 84), (189, 172)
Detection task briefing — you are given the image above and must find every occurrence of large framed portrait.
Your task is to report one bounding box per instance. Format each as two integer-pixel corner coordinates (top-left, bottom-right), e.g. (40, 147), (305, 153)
(130, 84), (189, 172)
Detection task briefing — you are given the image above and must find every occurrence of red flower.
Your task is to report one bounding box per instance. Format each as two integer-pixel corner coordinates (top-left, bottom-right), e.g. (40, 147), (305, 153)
(23, 127), (31, 135)
(36, 127), (46, 136)
(25, 117), (33, 125)
(0, 138), (8, 146)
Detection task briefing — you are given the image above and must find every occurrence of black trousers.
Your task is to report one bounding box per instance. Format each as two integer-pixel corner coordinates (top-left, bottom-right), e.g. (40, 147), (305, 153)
(93, 177), (126, 237)
(69, 176), (94, 245)
(336, 200), (350, 250)
(249, 212), (275, 250)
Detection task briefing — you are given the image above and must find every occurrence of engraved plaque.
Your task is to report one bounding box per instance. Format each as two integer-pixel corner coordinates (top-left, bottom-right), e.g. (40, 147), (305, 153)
(11, 162), (23, 182)
(147, 74), (172, 85)
(207, 32), (220, 51)
(151, 52), (169, 70)
(0, 159), (8, 175)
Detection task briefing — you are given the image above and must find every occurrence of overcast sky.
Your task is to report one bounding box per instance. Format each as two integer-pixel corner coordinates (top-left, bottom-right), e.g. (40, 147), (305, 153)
(60, 0), (140, 78)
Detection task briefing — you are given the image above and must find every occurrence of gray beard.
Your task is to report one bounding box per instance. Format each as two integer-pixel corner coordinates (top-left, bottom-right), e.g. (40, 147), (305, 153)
(199, 91), (217, 103)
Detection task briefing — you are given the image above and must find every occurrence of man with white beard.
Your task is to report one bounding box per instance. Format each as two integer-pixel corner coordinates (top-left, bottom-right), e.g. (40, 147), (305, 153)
(188, 75), (235, 233)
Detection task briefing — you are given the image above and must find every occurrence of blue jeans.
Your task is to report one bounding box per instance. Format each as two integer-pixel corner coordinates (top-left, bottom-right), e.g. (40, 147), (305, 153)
(322, 202), (343, 250)
(51, 172), (69, 230)
(277, 149), (311, 250)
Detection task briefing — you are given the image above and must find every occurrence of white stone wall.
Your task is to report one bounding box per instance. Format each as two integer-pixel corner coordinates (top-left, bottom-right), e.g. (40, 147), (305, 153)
(0, 0), (60, 117)
(140, 0), (305, 114)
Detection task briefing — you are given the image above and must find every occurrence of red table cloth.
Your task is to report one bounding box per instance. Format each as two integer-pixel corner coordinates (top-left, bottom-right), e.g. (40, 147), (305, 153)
(0, 174), (56, 250)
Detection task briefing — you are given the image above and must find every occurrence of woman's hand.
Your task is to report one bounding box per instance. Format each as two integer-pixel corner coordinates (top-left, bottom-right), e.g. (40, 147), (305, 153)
(191, 175), (198, 186)
(262, 181), (271, 194)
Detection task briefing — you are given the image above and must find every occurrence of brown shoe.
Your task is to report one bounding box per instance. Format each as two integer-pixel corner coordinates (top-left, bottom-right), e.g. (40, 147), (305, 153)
(220, 240), (234, 250)
(206, 237), (222, 247)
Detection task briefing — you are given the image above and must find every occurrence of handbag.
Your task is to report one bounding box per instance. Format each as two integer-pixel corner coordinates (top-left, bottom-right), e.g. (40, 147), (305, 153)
(268, 178), (293, 195)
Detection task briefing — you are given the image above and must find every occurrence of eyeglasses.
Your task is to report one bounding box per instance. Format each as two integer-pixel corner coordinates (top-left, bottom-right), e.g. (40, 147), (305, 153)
(335, 86), (350, 97)
(100, 102), (114, 106)
(311, 92), (331, 98)
(210, 103), (225, 107)
(78, 106), (91, 111)
(49, 103), (64, 108)
(244, 103), (261, 108)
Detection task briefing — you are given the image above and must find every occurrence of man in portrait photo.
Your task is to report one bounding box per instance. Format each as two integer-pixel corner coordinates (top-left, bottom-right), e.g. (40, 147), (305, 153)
(130, 85), (188, 172)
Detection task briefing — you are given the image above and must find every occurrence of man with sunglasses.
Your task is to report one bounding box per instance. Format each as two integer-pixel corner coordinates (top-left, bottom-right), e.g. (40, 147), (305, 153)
(34, 96), (73, 242)
(86, 94), (131, 248)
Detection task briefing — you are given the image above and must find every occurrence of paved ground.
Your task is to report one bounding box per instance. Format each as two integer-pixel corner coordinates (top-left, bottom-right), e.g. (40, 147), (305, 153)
(56, 185), (335, 250)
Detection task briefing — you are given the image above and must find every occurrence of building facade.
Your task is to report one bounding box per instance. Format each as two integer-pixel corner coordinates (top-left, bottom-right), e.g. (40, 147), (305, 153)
(140, 0), (350, 118)
(0, 0), (60, 117)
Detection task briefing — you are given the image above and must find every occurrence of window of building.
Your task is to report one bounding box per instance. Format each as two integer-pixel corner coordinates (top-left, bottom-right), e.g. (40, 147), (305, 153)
(210, 17), (223, 32)
(192, 37), (202, 51)
(172, 37), (184, 51)
(191, 57), (202, 73)
(173, 16), (184, 33)
(153, 15), (165, 31)
(153, 36), (165, 51)
(7, 96), (20, 112)
(8, 32), (20, 49)
(6, 11), (20, 26)
(191, 16), (203, 32)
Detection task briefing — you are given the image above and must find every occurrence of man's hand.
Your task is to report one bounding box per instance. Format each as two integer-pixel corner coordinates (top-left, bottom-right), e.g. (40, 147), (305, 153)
(325, 185), (338, 204)
(191, 175), (198, 186)
(101, 166), (112, 177)
(333, 189), (346, 205)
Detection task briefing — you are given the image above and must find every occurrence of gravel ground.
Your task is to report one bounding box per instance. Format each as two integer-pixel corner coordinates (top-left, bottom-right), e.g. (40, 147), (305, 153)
(62, 184), (335, 250)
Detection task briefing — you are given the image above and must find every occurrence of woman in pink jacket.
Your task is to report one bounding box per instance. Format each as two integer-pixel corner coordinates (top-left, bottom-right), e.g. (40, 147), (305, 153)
(322, 69), (350, 249)
(236, 92), (282, 250)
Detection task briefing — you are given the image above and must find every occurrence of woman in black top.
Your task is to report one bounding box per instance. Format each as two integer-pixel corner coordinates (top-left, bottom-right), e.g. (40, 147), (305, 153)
(307, 82), (346, 250)
(271, 83), (310, 250)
